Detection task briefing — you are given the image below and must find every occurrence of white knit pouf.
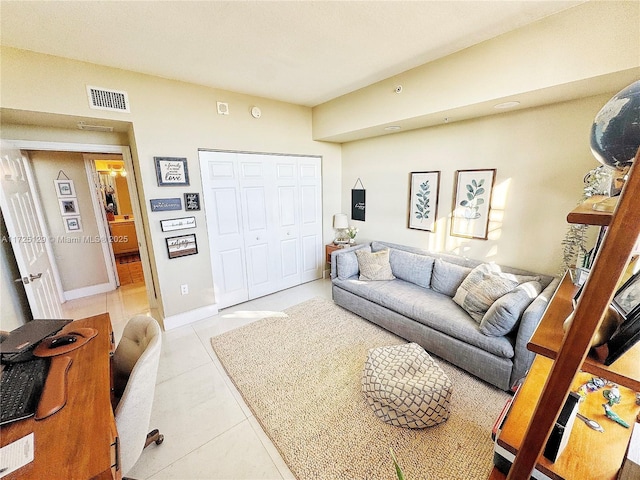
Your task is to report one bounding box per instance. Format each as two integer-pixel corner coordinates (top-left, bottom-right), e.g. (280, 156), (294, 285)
(362, 343), (452, 428)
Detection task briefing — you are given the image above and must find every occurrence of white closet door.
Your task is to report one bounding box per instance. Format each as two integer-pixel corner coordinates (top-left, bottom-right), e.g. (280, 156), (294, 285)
(298, 157), (323, 282)
(199, 152), (248, 309)
(238, 154), (279, 299)
(200, 151), (322, 308)
(274, 159), (301, 290)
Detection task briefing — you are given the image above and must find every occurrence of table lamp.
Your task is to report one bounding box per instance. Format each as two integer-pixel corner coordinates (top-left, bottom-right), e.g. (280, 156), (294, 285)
(333, 213), (349, 244)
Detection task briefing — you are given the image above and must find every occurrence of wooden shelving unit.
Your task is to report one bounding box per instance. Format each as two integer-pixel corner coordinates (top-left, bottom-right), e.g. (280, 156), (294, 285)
(528, 272), (640, 392)
(493, 150), (640, 480)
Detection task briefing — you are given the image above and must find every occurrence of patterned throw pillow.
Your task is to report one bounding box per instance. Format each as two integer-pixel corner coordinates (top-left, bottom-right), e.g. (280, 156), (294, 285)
(453, 263), (538, 322)
(355, 249), (396, 281)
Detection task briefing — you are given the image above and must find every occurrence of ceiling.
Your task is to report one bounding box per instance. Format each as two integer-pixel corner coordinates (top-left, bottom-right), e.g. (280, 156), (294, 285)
(0, 1), (586, 108)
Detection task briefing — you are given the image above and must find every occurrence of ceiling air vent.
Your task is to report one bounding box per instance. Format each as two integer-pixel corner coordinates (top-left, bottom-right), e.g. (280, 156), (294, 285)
(86, 86), (130, 113)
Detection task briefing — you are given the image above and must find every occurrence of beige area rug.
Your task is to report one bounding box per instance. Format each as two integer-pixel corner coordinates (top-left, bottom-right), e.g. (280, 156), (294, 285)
(211, 297), (509, 480)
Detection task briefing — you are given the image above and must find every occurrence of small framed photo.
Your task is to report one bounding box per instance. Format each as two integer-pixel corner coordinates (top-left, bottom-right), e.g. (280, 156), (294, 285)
(408, 171), (440, 232)
(54, 179), (76, 198)
(184, 192), (201, 211)
(450, 169), (496, 240)
(166, 233), (198, 259)
(59, 198), (80, 216)
(63, 216), (82, 233)
(604, 312), (640, 366)
(154, 157), (190, 186)
(612, 272), (640, 320)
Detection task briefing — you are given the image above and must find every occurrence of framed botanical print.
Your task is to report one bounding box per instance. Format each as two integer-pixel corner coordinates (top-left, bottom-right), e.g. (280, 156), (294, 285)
(450, 169), (496, 240)
(408, 171), (440, 232)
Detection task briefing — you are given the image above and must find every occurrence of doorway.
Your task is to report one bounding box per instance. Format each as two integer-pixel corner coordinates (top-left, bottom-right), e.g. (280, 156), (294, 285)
(91, 155), (144, 287)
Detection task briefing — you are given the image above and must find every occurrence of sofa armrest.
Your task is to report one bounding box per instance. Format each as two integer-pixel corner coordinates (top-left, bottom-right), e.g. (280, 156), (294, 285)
(330, 243), (370, 279)
(510, 276), (561, 388)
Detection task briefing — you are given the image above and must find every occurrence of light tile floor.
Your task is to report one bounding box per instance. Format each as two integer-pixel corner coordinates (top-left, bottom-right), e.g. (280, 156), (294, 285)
(61, 278), (333, 479)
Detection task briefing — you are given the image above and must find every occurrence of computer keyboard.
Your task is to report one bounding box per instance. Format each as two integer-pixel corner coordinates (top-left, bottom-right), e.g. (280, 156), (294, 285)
(0, 357), (49, 426)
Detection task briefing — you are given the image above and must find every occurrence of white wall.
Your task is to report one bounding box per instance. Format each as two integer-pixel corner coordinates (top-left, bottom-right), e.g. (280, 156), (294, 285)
(341, 94), (611, 275)
(0, 46), (342, 325)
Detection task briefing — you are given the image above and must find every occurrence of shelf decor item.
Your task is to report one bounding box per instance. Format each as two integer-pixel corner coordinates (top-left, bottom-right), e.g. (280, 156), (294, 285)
(408, 171), (439, 232)
(450, 169), (495, 240)
(154, 157), (189, 186)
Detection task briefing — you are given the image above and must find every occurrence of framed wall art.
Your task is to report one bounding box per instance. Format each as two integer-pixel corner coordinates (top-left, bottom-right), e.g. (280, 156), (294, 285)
(54, 179), (76, 198)
(150, 198), (182, 212)
(166, 233), (198, 259)
(154, 157), (190, 186)
(184, 192), (201, 211)
(612, 272), (640, 320)
(351, 178), (366, 221)
(63, 216), (82, 233)
(408, 171), (440, 232)
(160, 216), (196, 232)
(450, 169), (496, 240)
(59, 198), (80, 216)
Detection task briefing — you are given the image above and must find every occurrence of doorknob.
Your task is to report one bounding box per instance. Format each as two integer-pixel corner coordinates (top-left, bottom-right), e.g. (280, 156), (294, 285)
(29, 273), (43, 281)
(15, 277), (28, 284)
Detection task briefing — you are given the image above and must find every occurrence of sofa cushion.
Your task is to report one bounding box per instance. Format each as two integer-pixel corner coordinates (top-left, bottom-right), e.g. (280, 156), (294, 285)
(479, 280), (542, 336)
(453, 263), (540, 322)
(336, 247), (371, 280)
(356, 249), (396, 281)
(431, 259), (473, 297)
(389, 249), (435, 289)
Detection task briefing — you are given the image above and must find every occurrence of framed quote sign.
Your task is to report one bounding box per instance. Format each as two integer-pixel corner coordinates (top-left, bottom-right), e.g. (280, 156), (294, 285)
(154, 157), (190, 186)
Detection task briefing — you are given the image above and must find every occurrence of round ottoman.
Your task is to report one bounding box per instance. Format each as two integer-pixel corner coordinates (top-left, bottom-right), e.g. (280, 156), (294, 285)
(362, 342), (452, 428)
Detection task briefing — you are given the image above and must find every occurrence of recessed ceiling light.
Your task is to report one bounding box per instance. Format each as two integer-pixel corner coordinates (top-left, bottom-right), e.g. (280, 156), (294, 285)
(494, 101), (521, 109)
(384, 125), (402, 131)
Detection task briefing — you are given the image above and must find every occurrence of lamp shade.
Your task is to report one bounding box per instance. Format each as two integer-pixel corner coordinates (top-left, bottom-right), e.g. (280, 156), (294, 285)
(333, 213), (349, 229)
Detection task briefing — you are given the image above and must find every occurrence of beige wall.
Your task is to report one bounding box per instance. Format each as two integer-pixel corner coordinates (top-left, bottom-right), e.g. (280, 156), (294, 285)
(0, 46), (342, 322)
(341, 94), (611, 275)
(313, 1), (640, 142)
(29, 151), (109, 291)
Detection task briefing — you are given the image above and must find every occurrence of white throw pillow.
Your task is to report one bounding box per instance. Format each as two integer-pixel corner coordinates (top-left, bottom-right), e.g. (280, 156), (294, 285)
(479, 281), (543, 336)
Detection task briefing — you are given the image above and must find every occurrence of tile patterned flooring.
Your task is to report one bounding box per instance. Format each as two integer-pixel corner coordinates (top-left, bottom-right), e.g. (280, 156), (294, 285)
(61, 278), (333, 479)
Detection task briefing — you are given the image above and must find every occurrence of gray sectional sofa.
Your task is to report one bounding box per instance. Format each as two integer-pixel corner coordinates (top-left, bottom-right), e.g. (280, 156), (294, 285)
(330, 241), (559, 391)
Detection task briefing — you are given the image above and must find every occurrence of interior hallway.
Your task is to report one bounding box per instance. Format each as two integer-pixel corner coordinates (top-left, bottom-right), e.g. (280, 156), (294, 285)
(61, 278), (333, 479)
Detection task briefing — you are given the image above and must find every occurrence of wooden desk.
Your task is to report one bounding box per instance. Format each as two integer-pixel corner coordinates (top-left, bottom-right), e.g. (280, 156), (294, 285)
(0, 314), (120, 479)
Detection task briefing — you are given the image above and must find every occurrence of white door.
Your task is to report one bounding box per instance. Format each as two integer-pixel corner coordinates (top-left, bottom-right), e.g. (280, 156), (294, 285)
(200, 150), (322, 308)
(200, 152), (249, 309)
(298, 157), (323, 282)
(0, 142), (63, 318)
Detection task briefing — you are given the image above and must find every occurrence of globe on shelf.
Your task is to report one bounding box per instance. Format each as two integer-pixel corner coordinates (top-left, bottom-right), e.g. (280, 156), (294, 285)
(590, 80), (640, 169)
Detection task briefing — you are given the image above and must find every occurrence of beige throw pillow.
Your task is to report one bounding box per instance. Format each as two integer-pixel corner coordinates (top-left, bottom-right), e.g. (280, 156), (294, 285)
(355, 249), (396, 281)
(453, 263), (538, 322)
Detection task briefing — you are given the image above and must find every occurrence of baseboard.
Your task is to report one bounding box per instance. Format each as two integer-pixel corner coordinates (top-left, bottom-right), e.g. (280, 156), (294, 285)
(163, 304), (219, 330)
(64, 282), (113, 301)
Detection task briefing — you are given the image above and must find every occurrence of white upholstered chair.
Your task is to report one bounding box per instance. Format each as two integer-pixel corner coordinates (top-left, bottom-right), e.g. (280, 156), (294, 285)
(113, 314), (163, 477)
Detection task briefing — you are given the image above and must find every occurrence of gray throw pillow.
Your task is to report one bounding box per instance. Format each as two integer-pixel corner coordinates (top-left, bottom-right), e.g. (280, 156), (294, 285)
(479, 281), (543, 336)
(453, 263), (539, 322)
(355, 249), (396, 281)
(431, 259), (473, 297)
(336, 247), (371, 280)
(388, 249), (434, 289)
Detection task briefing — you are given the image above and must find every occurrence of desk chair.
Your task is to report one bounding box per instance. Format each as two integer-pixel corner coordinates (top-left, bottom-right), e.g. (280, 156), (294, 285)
(113, 315), (164, 477)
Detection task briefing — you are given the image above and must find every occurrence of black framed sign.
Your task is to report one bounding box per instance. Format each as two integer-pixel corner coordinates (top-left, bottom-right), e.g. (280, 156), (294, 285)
(154, 157), (190, 186)
(184, 192), (201, 211)
(351, 178), (366, 221)
(166, 233), (198, 259)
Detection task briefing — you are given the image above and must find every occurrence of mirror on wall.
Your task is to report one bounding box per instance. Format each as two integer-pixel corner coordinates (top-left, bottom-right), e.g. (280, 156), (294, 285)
(94, 159), (133, 220)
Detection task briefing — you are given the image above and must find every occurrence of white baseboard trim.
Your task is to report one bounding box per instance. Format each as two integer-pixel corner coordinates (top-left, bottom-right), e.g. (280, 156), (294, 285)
(64, 282), (114, 301)
(163, 304), (219, 330)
